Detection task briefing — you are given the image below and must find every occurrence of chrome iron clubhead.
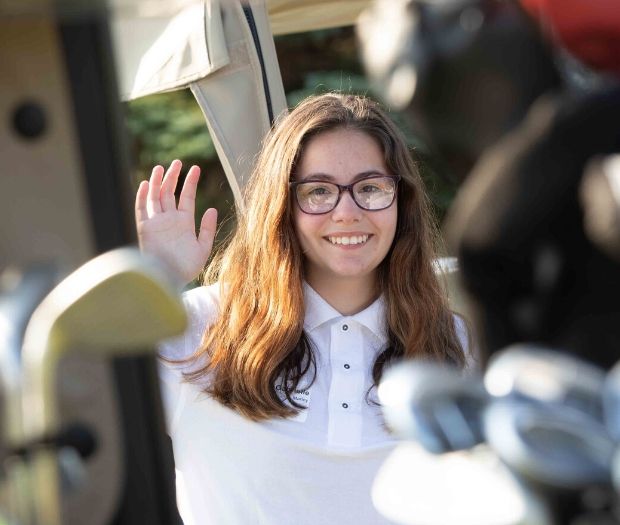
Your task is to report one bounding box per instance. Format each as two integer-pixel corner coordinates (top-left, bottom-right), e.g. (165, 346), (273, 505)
(18, 247), (187, 525)
(375, 360), (546, 525)
(485, 344), (607, 420)
(379, 360), (487, 453)
(604, 362), (620, 492)
(484, 346), (614, 491)
(0, 266), (62, 524)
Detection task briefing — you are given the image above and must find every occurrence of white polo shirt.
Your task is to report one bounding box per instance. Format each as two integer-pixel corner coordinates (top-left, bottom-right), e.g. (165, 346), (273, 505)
(158, 283), (470, 525)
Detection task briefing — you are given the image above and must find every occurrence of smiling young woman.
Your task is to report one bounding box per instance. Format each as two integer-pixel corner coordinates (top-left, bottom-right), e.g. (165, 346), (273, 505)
(136, 93), (470, 524)
(182, 94), (465, 418)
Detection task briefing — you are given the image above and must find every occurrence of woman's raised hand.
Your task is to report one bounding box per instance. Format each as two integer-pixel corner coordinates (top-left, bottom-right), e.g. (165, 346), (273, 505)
(135, 160), (218, 284)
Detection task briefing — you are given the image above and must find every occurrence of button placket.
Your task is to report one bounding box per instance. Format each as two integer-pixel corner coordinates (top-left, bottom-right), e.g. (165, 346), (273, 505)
(327, 320), (364, 447)
(338, 321), (352, 413)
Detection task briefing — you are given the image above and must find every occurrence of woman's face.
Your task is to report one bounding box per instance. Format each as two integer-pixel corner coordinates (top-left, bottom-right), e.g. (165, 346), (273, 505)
(293, 127), (398, 291)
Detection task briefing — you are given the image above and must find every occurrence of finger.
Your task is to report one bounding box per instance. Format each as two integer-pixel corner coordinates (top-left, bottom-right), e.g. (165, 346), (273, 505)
(197, 208), (218, 258)
(135, 180), (150, 223)
(147, 165), (164, 214)
(178, 165), (201, 215)
(160, 159), (182, 212)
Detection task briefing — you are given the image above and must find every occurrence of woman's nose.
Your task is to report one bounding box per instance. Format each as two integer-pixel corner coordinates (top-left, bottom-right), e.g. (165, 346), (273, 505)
(331, 190), (362, 222)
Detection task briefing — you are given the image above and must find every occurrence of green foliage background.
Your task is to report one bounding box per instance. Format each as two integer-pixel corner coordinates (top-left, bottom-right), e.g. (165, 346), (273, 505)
(124, 27), (459, 251)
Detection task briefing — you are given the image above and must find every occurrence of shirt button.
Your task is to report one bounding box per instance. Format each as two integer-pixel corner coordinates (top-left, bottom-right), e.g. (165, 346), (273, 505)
(342, 403), (349, 409)
(342, 324), (348, 331)
(344, 364), (350, 370)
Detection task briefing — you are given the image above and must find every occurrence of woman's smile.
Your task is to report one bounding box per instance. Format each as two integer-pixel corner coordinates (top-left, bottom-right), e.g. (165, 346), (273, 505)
(325, 233), (372, 246)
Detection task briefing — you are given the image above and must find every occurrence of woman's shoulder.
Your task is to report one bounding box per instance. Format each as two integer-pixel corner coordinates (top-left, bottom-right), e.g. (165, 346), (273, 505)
(181, 281), (222, 315)
(158, 282), (221, 361)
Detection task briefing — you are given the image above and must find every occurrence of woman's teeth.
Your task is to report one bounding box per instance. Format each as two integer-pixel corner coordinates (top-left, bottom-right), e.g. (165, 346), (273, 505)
(327, 235), (369, 245)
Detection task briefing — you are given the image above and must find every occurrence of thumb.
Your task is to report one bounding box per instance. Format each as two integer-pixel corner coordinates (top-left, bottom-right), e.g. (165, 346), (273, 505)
(198, 207), (218, 257)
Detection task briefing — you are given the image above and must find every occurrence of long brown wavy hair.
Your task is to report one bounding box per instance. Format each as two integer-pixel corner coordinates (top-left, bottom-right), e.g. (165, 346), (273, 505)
(183, 93), (465, 420)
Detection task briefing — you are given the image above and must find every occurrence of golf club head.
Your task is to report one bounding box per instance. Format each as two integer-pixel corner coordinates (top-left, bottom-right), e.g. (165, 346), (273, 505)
(604, 361), (620, 442)
(484, 344), (607, 422)
(16, 248), (188, 525)
(372, 441), (550, 525)
(0, 266), (62, 523)
(0, 265), (62, 449)
(484, 398), (615, 491)
(378, 360), (488, 453)
(603, 361), (620, 492)
(0, 265), (61, 367)
(484, 346), (614, 491)
(21, 247), (187, 438)
(22, 247), (186, 358)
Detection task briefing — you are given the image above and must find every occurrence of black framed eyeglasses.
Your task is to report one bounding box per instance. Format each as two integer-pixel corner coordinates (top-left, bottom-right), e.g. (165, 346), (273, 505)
(290, 175), (401, 215)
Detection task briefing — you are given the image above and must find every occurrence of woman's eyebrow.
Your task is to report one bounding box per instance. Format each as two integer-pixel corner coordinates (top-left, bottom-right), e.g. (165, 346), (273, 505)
(300, 170), (388, 182)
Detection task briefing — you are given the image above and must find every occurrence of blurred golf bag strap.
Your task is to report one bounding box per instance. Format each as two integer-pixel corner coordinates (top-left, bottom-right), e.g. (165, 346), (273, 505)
(446, 84), (620, 370)
(115, 0), (288, 205)
(1, 3), (180, 525)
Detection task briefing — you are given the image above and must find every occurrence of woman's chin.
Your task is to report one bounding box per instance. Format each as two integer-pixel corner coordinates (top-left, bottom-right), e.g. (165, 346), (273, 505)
(324, 265), (377, 283)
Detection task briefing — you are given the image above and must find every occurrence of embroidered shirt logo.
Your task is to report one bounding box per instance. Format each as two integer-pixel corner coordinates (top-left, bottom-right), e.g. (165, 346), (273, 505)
(275, 383), (311, 422)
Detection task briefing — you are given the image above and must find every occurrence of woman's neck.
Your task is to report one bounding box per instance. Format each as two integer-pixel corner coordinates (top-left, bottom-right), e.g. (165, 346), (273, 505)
(306, 273), (379, 315)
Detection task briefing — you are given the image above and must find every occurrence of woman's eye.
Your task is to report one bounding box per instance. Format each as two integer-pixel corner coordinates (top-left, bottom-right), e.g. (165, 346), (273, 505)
(307, 185), (333, 196)
(358, 184), (381, 194)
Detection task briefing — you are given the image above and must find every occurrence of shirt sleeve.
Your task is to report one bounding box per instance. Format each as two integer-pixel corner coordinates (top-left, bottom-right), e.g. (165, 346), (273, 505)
(157, 283), (220, 433)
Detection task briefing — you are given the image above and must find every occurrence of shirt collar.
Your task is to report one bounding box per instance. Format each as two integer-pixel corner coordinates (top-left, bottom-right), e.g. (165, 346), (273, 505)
(303, 282), (388, 343)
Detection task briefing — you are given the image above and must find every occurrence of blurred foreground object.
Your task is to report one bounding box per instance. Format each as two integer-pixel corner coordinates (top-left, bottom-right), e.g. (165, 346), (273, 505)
(11, 248), (186, 525)
(483, 346), (614, 494)
(0, 249), (186, 524)
(1, 1), (185, 523)
(379, 360), (487, 453)
(359, 0), (620, 367)
(372, 441), (540, 525)
(520, 0), (620, 77)
(446, 87), (620, 368)
(358, 0), (561, 179)
(374, 346), (620, 524)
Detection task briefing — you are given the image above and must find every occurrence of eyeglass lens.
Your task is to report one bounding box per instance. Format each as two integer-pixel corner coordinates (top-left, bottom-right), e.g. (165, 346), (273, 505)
(295, 177), (397, 214)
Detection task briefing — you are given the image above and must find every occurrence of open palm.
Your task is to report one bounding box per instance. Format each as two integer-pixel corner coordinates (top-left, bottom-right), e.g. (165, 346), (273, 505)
(135, 160), (218, 284)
